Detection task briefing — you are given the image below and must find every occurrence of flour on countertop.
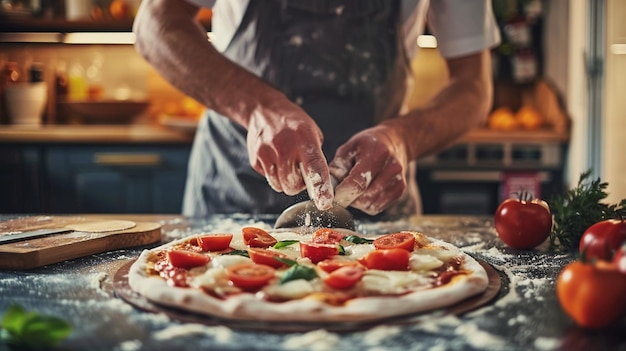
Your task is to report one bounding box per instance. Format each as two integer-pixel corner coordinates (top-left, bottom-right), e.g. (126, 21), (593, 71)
(153, 323), (233, 344)
(116, 339), (142, 351)
(362, 325), (402, 345)
(283, 329), (340, 351)
(534, 336), (562, 350)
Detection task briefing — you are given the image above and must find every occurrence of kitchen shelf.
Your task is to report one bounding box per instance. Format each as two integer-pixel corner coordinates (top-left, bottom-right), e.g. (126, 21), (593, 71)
(0, 17), (135, 32)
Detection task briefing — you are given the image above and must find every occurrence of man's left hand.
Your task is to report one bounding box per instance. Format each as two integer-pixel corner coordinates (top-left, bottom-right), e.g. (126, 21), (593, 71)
(329, 125), (408, 215)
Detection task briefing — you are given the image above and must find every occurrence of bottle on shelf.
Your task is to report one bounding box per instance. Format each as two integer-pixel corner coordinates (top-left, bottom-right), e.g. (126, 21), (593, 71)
(85, 56), (104, 100)
(67, 60), (86, 100)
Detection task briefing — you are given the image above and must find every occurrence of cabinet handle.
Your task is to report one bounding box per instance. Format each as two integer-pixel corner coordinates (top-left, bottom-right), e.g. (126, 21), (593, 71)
(93, 153), (162, 166)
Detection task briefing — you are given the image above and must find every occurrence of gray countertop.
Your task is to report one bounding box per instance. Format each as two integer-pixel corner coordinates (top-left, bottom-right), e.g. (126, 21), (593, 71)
(1, 214), (624, 351)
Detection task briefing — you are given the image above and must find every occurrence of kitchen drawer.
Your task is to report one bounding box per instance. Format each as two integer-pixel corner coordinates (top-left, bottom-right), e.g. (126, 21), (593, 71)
(45, 145), (191, 214)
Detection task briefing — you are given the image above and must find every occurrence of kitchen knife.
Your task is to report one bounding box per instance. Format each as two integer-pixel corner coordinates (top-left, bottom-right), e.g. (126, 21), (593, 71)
(0, 228), (74, 245)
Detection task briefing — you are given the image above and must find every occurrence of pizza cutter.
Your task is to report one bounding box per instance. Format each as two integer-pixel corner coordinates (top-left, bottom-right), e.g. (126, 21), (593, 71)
(274, 165), (355, 230)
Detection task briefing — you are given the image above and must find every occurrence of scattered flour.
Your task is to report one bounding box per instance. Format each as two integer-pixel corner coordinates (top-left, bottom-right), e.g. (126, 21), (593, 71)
(116, 339), (142, 351)
(454, 323), (507, 349)
(534, 336), (562, 350)
(152, 324), (233, 344)
(362, 325), (402, 346)
(282, 329), (340, 351)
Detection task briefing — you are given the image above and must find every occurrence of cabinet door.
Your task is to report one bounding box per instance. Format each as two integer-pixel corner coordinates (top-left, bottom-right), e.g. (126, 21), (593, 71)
(46, 146), (190, 214)
(0, 145), (43, 213)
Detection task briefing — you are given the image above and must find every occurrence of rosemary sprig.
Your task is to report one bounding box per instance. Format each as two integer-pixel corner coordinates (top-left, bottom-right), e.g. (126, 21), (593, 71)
(548, 169), (626, 250)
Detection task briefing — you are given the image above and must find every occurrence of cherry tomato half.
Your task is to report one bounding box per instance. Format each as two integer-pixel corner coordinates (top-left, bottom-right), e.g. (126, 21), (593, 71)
(300, 241), (339, 263)
(197, 233), (233, 252)
(373, 232), (416, 252)
(494, 198), (552, 249)
(247, 248), (289, 268)
(167, 250), (211, 269)
(360, 248), (410, 271)
(557, 260), (626, 328)
(242, 227), (278, 248)
(312, 228), (345, 244)
(324, 266), (365, 290)
(579, 219), (626, 261)
(226, 263), (276, 291)
(317, 259), (361, 273)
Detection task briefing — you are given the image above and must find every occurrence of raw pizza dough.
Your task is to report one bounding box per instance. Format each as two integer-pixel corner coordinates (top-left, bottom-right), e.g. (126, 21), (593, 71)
(68, 220), (136, 233)
(128, 228), (489, 323)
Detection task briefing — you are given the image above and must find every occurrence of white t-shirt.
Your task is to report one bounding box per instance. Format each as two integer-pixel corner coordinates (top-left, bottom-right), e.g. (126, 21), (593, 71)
(186, 0), (501, 59)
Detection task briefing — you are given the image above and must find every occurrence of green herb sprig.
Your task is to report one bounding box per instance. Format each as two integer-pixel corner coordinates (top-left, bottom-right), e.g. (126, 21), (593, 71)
(548, 169), (626, 250)
(1, 304), (72, 350)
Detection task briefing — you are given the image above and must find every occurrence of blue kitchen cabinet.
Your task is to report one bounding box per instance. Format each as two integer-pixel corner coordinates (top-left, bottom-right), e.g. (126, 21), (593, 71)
(46, 145), (190, 214)
(0, 145), (44, 213)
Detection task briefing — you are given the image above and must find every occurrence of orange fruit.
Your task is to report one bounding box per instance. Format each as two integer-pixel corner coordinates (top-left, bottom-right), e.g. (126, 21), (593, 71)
(516, 106), (544, 130)
(488, 107), (518, 131)
(195, 8), (213, 23)
(109, 0), (130, 19)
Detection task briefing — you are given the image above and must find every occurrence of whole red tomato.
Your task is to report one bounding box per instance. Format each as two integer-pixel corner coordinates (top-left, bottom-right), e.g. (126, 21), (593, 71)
(557, 260), (626, 328)
(579, 219), (626, 261)
(612, 243), (626, 274)
(494, 198), (552, 249)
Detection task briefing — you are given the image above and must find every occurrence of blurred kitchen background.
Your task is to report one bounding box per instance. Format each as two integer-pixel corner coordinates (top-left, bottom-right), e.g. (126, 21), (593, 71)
(0, 0), (623, 215)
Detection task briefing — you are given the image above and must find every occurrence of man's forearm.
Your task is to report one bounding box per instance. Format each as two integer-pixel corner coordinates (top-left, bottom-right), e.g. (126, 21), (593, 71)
(383, 50), (493, 161)
(133, 0), (288, 128)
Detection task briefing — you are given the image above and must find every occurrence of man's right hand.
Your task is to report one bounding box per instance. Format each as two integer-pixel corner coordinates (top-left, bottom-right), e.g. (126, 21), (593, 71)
(246, 101), (334, 211)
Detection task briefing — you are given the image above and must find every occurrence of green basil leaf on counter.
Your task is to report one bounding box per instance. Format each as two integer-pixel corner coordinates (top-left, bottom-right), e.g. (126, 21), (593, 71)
(1, 304), (72, 350)
(225, 249), (249, 258)
(273, 240), (299, 249)
(344, 235), (374, 244)
(279, 264), (317, 285)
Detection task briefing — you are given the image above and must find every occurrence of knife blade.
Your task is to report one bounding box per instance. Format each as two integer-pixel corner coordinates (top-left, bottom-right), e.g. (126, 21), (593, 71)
(0, 228), (74, 245)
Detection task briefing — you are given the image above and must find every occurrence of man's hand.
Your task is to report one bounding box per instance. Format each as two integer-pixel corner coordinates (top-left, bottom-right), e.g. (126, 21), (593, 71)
(247, 102), (334, 211)
(329, 124), (408, 215)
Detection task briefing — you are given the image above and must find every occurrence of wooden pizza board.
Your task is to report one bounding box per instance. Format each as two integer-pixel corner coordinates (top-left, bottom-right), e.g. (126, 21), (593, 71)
(0, 216), (162, 270)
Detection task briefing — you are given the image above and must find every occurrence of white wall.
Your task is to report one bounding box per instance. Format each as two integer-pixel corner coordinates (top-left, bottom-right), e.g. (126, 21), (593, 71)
(603, 0), (626, 202)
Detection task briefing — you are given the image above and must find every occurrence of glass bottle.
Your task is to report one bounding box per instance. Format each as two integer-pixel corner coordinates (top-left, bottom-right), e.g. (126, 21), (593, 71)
(68, 60), (86, 100)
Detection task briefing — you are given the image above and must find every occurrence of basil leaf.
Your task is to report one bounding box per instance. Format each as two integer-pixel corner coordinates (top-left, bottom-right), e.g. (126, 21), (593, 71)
(338, 245), (346, 256)
(273, 240), (299, 249)
(1, 304), (72, 350)
(344, 235), (374, 244)
(225, 249), (249, 257)
(274, 257), (298, 267)
(279, 264), (318, 285)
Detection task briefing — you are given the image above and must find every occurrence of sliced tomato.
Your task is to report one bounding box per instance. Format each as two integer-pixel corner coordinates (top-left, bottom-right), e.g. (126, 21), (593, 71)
(247, 248), (289, 268)
(317, 259), (361, 273)
(373, 232), (416, 252)
(312, 228), (345, 244)
(166, 250), (211, 269)
(226, 263), (276, 290)
(324, 266), (365, 290)
(242, 227), (278, 248)
(300, 241), (339, 264)
(360, 248), (410, 271)
(197, 233), (233, 252)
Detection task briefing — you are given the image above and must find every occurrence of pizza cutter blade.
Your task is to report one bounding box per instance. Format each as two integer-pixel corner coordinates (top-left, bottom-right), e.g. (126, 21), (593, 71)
(274, 200), (355, 230)
(274, 165), (354, 230)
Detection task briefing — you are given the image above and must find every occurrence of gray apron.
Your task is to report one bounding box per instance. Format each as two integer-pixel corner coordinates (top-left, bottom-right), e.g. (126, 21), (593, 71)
(183, 0), (417, 218)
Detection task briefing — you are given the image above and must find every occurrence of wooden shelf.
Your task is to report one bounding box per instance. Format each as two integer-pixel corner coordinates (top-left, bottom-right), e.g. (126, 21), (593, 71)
(0, 17), (135, 32)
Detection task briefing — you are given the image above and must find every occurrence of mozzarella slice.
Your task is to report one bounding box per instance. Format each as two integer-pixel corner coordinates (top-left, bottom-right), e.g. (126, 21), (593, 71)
(360, 270), (430, 294)
(263, 279), (318, 300)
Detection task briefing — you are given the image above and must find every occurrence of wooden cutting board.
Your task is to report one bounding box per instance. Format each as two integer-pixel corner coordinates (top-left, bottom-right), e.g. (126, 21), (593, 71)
(0, 216), (162, 270)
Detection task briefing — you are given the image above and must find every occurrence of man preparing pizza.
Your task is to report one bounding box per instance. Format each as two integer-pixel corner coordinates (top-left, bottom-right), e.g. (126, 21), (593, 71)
(133, 0), (501, 218)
